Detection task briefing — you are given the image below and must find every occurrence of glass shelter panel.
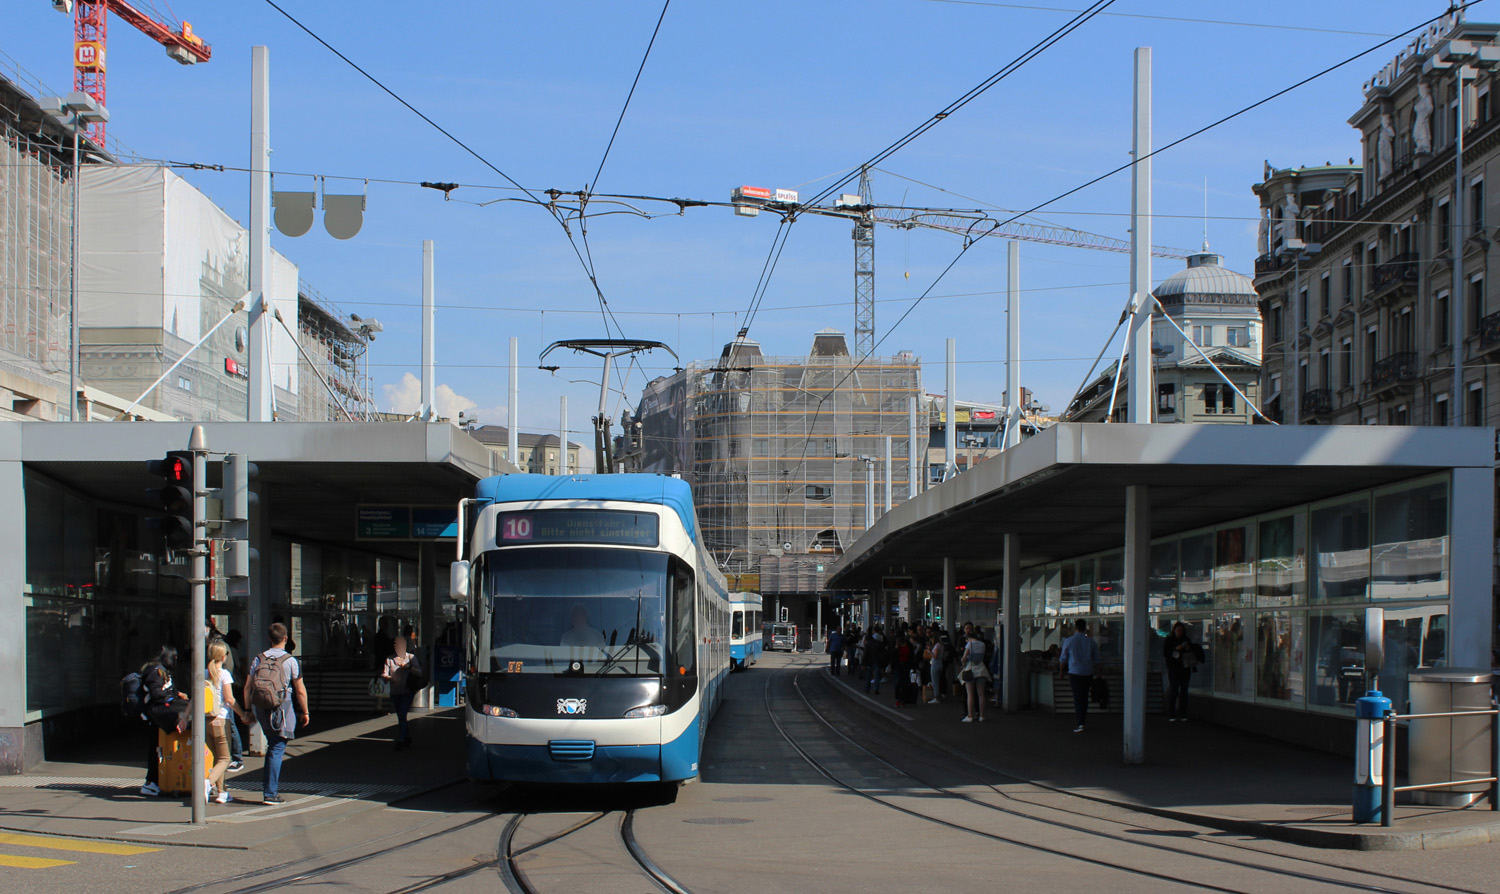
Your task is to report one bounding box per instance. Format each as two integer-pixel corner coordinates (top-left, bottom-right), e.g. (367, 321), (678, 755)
(1149, 540), (1178, 612)
(1310, 495), (1370, 603)
(1371, 478), (1449, 601)
(1213, 524), (1255, 608)
(1179, 532), (1214, 609)
(1212, 612), (1254, 699)
(1257, 511), (1306, 607)
(1307, 610), (1366, 710)
(1096, 552), (1124, 615)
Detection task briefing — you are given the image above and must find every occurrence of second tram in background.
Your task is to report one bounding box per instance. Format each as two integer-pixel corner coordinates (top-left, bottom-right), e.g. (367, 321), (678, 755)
(451, 474), (729, 785)
(729, 592), (762, 670)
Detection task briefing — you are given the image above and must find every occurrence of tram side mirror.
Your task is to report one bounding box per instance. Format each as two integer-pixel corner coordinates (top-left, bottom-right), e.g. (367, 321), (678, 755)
(450, 560), (471, 600)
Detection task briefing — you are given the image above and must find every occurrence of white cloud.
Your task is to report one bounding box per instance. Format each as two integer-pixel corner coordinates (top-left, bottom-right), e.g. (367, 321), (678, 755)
(381, 372), (500, 423)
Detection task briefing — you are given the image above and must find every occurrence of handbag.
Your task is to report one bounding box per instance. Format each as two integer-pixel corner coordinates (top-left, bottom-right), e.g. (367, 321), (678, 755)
(404, 657), (428, 691)
(368, 676), (390, 698)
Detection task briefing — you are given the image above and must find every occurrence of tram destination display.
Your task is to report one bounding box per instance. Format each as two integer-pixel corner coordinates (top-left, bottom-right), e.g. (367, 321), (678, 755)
(496, 509), (659, 547)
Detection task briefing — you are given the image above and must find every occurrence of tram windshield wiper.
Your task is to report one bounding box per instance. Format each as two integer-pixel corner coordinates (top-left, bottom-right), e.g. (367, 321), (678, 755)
(595, 590), (646, 676)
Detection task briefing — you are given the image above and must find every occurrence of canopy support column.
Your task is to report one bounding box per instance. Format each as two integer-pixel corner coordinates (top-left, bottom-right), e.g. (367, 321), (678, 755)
(1123, 483), (1150, 764)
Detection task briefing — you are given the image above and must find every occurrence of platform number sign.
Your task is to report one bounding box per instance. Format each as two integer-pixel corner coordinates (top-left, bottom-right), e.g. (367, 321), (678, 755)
(501, 516), (534, 541)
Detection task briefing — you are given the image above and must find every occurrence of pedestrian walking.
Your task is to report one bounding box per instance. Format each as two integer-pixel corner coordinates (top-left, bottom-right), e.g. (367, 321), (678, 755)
(205, 642), (233, 804)
(1163, 621), (1201, 722)
(382, 635), (422, 749)
(863, 626), (886, 695)
(826, 627), (844, 675)
(243, 622), (310, 805)
(960, 629), (991, 722)
(1059, 619), (1101, 733)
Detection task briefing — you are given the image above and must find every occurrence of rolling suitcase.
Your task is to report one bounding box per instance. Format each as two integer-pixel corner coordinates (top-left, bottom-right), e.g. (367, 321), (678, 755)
(158, 729), (213, 796)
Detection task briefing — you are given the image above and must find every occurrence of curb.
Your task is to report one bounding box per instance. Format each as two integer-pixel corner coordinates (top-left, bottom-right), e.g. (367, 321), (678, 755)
(811, 667), (1500, 851)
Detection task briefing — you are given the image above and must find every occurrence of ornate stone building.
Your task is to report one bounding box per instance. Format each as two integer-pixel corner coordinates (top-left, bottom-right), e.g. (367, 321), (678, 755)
(1253, 13), (1500, 428)
(1065, 250), (1262, 423)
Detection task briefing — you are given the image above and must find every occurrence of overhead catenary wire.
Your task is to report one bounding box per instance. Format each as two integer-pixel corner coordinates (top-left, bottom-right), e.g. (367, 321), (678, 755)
(734, 0), (1119, 348)
(912, 0), (1400, 38)
(778, 2), (1476, 475)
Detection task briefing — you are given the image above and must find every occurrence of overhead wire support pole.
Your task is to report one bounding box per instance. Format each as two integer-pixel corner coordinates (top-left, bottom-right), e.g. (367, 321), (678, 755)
(1004, 241), (1022, 449)
(1126, 46), (1153, 424)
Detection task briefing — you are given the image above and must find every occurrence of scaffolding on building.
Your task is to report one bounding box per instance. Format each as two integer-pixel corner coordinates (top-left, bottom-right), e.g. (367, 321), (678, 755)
(297, 279), (375, 421)
(0, 71), (76, 408)
(637, 330), (925, 595)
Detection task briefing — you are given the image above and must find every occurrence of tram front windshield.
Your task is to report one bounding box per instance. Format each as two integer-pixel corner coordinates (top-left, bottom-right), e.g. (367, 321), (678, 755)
(482, 548), (668, 676)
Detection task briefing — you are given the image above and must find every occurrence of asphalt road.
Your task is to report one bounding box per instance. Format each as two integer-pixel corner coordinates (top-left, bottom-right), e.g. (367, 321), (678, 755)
(9, 652), (1500, 894)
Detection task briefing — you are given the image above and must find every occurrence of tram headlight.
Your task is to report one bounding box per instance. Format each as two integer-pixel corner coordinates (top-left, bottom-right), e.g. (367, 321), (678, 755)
(623, 704), (667, 718)
(481, 705), (518, 718)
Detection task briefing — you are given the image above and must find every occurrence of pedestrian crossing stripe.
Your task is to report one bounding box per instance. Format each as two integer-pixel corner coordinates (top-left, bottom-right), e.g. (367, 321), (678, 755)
(0, 832), (158, 855)
(0, 854), (75, 869)
(0, 831), (160, 868)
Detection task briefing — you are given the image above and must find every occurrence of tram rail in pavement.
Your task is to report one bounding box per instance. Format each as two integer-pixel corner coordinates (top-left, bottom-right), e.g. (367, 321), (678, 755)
(817, 658), (1500, 850)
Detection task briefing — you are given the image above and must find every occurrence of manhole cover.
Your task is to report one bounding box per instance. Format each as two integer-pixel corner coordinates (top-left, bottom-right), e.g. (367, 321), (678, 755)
(683, 817), (753, 825)
(1288, 807), (1340, 815)
(712, 796), (773, 803)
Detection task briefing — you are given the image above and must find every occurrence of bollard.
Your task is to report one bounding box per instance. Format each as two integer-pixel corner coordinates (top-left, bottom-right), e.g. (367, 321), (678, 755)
(1353, 690), (1391, 824)
(1492, 710), (1499, 812)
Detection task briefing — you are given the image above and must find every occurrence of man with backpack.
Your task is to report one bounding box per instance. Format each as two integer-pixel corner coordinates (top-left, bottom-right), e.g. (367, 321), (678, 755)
(242, 623), (309, 805)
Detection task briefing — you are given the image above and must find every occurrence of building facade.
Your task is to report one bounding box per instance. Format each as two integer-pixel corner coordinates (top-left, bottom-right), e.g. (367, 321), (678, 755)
(469, 425), (580, 474)
(1067, 251), (1262, 423)
(1253, 14), (1500, 429)
(632, 330), (924, 598)
(925, 396), (1047, 485)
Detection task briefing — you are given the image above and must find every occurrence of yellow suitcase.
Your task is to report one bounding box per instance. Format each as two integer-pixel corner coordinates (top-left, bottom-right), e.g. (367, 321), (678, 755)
(157, 728), (213, 796)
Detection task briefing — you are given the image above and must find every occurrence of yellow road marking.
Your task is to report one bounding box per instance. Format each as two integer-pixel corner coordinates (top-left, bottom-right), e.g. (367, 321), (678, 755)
(0, 853), (76, 869)
(0, 832), (158, 856)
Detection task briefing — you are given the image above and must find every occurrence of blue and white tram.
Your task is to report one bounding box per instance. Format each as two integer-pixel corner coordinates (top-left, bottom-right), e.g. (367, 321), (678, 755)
(450, 474), (730, 784)
(728, 592), (762, 671)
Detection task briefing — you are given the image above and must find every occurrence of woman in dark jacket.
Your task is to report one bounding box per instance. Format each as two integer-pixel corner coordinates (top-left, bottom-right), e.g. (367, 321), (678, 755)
(139, 646), (186, 796)
(1162, 622), (1198, 722)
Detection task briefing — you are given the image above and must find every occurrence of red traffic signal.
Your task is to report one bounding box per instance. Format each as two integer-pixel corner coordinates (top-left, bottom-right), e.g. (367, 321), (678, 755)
(146, 450), (194, 548)
(147, 450), (192, 485)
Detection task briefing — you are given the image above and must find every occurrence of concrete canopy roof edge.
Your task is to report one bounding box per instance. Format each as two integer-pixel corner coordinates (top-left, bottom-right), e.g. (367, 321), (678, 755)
(824, 423), (1494, 592)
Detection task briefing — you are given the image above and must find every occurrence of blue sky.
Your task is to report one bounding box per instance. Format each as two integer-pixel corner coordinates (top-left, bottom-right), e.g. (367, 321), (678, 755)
(7, 1), (1494, 436)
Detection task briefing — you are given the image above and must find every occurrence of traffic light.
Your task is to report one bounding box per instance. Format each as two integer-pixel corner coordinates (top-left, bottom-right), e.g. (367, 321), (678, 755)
(221, 454), (258, 578)
(146, 450), (194, 547)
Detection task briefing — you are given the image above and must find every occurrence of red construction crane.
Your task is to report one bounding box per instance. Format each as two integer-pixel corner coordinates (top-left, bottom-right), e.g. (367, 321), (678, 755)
(62, 0), (211, 145)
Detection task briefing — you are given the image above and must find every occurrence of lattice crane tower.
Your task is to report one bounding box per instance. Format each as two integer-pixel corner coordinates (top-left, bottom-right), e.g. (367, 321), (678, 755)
(853, 167), (877, 358)
(61, 0), (212, 145)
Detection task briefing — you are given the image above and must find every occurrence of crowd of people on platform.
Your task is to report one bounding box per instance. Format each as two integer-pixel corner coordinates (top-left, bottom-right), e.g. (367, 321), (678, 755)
(824, 620), (1000, 722)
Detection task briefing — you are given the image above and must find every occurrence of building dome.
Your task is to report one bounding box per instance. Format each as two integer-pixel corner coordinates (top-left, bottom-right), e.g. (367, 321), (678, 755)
(1153, 251), (1257, 310)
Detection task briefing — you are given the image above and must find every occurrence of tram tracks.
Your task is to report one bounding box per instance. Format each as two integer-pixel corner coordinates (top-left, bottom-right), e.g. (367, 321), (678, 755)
(500, 809), (693, 894)
(765, 662), (1489, 894)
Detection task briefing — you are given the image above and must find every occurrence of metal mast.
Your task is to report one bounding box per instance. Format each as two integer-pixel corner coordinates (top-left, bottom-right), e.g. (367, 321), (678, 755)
(853, 167), (876, 358)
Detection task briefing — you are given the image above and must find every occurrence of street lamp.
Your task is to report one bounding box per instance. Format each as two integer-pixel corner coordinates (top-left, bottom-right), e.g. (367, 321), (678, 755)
(38, 93), (107, 422)
(1425, 39), (1500, 424)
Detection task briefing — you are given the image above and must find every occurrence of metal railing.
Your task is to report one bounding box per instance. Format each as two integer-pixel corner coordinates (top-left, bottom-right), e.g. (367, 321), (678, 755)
(1370, 351), (1419, 389)
(1300, 389), (1333, 416)
(1378, 707), (1500, 827)
(1371, 252), (1419, 293)
(1481, 309), (1500, 351)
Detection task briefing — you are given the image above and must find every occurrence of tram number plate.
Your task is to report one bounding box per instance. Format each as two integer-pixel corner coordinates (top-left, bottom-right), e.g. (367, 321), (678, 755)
(501, 517), (534, 541)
